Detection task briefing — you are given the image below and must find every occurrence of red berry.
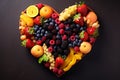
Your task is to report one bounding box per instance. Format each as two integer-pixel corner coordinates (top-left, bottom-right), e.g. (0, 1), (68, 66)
(74, 46), (80, 52)
(36, 40), (42, 45)
(59, 23), (65, 29)
(62, 35), (67, 40)
(36, 3), (43, 9)
(87, 27), (96, 35)
(49, 40), (55, 45)
(55, 18), (61, 24)
(70, 35), (75, 41)
(57, 69), (64, 76)
(44, 62), (50, 68)
(59, 29), (64, 35)
(48, 46), (53, 52)
(90, 37), (96, 44)
(51, 13), (58, 19)
(77, 4), (88, 16)
(33, 16), (41, 25)
(52, 67), (58, 73)
(41, 36), (46, 42)
(55, 57), (64, 68)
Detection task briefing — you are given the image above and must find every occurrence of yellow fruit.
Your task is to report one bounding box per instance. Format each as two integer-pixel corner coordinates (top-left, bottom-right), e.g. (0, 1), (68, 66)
(74, 52), (83, 60)
(79, 42), (92, 54)
(63, 56), (76, 72)
(31, 45), (44, 58)
(40, 6), (53, 18)
(20, 14), (34, 27)
(60, 48), (74, 69)
(26, 5), (39, 17)
(86, 11), (97, 25)
(20, 35), (26, 40)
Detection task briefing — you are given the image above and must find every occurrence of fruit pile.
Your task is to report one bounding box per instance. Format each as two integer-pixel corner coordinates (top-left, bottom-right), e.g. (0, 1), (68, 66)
(19, 2), (100, 76)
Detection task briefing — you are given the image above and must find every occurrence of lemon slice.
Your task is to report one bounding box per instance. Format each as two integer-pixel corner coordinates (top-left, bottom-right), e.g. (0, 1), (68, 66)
(26, 5), (39, 17)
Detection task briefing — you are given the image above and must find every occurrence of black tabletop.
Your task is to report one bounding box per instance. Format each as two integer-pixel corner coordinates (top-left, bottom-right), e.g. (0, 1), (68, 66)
(0, 0), (120, 80)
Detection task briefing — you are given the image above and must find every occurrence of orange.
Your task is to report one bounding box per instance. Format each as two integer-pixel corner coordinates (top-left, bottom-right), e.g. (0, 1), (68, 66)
(40, 6), (53, 18)
(86, 11), (97, 24)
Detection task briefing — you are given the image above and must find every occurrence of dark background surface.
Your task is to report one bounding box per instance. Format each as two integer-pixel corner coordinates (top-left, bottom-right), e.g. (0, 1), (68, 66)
(0, 0), (120, 80)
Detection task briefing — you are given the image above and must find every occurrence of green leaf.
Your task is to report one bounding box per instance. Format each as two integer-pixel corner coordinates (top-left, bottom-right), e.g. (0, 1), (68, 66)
(73, 14), (81, 21)
(21, 40), (26, 47)
(79, 31), (85, 38)
(29, 27), (34, 34)
(93, 29), (99, 37)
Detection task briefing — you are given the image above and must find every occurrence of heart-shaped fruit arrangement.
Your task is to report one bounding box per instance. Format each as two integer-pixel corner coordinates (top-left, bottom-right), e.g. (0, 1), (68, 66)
(19, 2), (100, 76)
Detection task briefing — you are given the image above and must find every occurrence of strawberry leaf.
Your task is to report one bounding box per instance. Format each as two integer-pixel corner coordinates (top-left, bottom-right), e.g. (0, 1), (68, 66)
(73, 14), (81, 21)
(21, 40), (26, 47)
(79, 31), (84, 38)
(93, 29), (99, 37)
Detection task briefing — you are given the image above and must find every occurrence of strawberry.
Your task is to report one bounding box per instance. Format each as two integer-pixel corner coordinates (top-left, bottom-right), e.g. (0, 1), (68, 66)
(87, 27), (96, 35)
(79, 31), (88, 41)
(87, 27), (99, 37)
(23, 27), (34, 37)
(33, 16), (41, 25)
(36, 3), (43, 9)
(21, 39), (34, 48)
(73, 14), (84, 26)
(77, 2), (88, 16)
(55, 57), (64, 68)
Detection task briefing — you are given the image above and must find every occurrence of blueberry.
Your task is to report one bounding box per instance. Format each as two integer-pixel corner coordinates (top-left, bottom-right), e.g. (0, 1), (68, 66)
(48, 18), (52, 22)
(75, 35), (79, 39)
(75, 39), (79, 43)
(40, 33), (44, 36)
(45, 31), (48, 34)
(65, 26), (70, 31)
(56, 26), (59, 30)
(34, 36), (39, 40)
(80, 27), (84, 31)
(55, 23), (58, 27)
(73, 41), (77, 46)
(76, 24), (80, 28)
(56, 34), (61, 39)
(41, 29), (45, 33)
(49, 22), (54, 26)
(36, 30), (41, 34)
(68, 43), (72, 47)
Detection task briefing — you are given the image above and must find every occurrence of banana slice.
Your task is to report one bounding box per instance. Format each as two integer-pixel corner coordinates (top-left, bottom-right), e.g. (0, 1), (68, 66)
(26, 5), (39, 17)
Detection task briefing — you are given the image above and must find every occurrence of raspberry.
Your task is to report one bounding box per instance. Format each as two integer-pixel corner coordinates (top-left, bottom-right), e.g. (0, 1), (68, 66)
(36, 40), (42, 45)
(41, 36), (46, 42)
(36, 3), (43, 9)
(44, 62), (50, 68)
(70, 35), (75, 41)
(59, 29), (65, 35)
(55, 18), (61, 24)
(51, 13), (58, 19)
(74, 46), (80, 52)
(62, 35), (67, 40)
(59, 23), (65, 29)
(52, 67), (58, 73)
(48, 46), (53, 52)
(57, 69), (64, 76)
(49, 40), (55, 45)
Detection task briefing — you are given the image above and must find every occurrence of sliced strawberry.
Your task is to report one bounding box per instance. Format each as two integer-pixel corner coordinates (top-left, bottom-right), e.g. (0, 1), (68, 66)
(23, 27), (34, 37)
(55, 57), (64, 68)
(21, 39), (34, 48)
(77, 3), (88, 16)
(33, 16), (41, 25)
(79, 31), (88, 41)
(73, 14), (84, 26)
(87, 27), (96, 35)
